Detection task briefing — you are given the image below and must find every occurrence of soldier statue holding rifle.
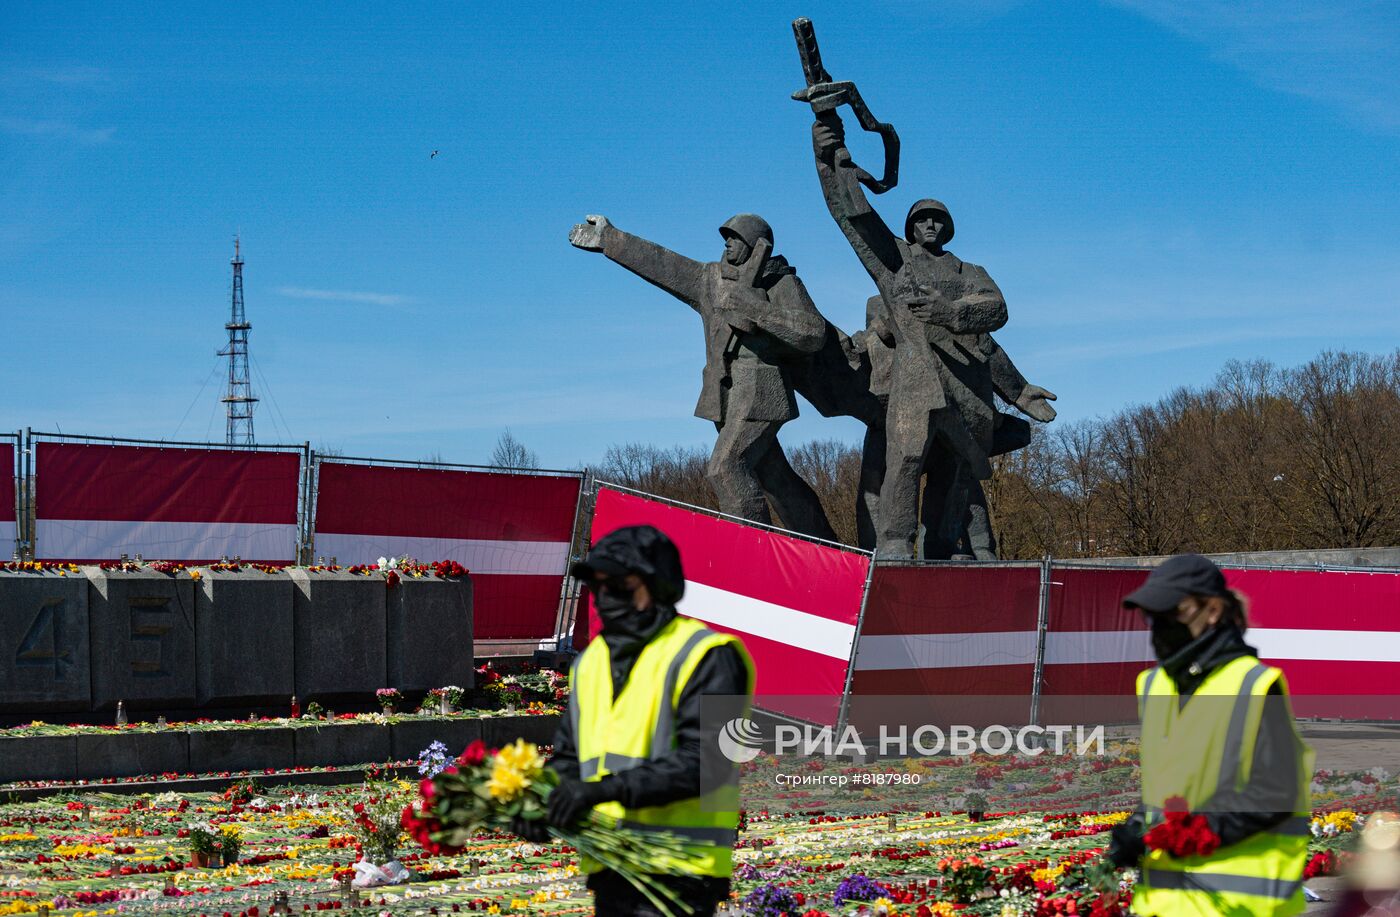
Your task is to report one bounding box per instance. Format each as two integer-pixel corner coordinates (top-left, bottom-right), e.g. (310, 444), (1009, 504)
(793, 17), (1057, 559)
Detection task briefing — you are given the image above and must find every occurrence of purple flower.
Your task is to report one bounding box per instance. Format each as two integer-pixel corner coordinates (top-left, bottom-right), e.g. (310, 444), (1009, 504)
(833, 873), (890, 907)
(742, 883), (799, 917)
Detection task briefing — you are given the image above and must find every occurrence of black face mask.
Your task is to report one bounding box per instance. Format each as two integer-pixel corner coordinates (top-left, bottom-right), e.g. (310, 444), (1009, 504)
(1150, 614), (1197, 660)
(595, 587), (637, 625)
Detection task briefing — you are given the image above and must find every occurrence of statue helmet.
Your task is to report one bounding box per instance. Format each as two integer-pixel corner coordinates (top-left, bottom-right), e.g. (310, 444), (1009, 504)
(719, 213), (774, 250)
(904, 199), (955, 245)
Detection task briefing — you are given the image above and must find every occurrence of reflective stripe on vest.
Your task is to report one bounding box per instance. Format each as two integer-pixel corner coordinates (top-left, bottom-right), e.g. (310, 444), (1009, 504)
(618, 820), (739, 846)
(1144, 870), (1303, 900)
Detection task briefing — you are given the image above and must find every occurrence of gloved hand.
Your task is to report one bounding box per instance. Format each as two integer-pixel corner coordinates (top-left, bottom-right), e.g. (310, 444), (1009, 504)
(510, 815), (550, 844)
(1107, 819), (1147, 868)
(547, 779), (617, 829)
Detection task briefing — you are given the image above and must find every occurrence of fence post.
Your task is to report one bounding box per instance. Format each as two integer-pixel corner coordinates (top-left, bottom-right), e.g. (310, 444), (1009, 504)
(9, 430), (20, 560)
(834, 556), (878, 740)
(1029, 554), (1053, 727)
(22, 427), (33, 560)
(550, 470), (593, 653)
(298, 443), (315, 565)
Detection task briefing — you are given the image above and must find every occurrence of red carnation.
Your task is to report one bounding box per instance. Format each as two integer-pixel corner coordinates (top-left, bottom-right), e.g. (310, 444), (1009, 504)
(459, 740), (487, 766)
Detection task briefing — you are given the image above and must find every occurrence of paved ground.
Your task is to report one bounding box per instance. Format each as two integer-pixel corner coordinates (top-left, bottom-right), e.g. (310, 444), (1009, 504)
(1303, 876), (1347, 915)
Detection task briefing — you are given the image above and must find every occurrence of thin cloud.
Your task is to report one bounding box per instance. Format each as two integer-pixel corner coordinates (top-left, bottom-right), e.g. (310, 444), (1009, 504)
(1110, 0), (1400, 132)
(0, 118), (114, 144)
(276, 286), (413, 307)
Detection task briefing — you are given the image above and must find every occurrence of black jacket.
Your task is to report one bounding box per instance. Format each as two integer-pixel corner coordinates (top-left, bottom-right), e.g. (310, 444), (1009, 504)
(550, 614), (750, 808)
(1109, 624), (1303, 867)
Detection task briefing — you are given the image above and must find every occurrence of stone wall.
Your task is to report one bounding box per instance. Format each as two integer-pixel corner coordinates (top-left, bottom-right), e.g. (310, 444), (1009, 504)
(0, 568), (473, 715)
(0, 713), (558, 783)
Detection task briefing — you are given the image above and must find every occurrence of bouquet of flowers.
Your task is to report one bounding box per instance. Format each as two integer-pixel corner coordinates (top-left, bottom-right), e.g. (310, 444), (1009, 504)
(350, 777), (410, 865)
(403, 738), (703, 916)
(934, 856), (994, 903)
(1144, 797), (1221, 859)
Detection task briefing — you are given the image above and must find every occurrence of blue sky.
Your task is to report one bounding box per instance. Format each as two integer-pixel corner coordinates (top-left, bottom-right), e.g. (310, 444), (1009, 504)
(3, 1), (1398, 469)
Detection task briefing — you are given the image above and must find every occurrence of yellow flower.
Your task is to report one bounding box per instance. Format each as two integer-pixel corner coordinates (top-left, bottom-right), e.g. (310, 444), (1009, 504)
(487, 906), (500, 915)
(190, 570), (203, 581)
(496, 738), (545, 779)
(487, 762), (528, 802)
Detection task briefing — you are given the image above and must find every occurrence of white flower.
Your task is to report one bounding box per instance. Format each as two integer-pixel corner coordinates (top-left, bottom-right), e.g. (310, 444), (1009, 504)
(377, 557), (388, 568)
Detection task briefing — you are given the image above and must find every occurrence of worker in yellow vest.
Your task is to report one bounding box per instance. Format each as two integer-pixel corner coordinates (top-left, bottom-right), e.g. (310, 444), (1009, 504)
(512, 524), (755, 916)
(1106, 554), (1314, 917)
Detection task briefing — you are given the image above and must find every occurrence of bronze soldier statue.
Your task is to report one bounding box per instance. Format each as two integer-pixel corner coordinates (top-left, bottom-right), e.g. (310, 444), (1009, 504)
(569, 213), (840, 541)
(810, 115), (1057, 558)
(855, 294), (1053, 558)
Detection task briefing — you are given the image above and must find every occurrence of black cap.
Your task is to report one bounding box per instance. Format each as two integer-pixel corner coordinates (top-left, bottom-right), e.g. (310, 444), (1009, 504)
(1122, 553), (1229, 614)
(568, 524), (686, 604)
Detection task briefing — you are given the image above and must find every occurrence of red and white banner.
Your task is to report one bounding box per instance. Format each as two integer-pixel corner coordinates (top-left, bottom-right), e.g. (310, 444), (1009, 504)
(851, 564), (1042, 697)
(1, 442), (16, 550)
(588, 487), (871, 725)
(34, 442), (300, 563)
(1037, 565), (1400, 720)
(313, 462), (581, 640)
(846, 563), (1400, 721)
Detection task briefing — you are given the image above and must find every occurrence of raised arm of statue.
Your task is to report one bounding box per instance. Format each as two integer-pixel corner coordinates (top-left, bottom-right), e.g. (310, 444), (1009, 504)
(569, 215), (707, 310)
(811, 114), (902, 285)
(988, 338), (1058, 422)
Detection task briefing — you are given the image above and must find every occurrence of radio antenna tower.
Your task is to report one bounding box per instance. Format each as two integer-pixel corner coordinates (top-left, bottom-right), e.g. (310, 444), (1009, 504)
(219, 236), (258, 445)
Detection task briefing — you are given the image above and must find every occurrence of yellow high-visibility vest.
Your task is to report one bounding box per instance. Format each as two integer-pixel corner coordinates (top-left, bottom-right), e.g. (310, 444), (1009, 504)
(1134, 654), (1314, 917)
(569, 615), (754, 877)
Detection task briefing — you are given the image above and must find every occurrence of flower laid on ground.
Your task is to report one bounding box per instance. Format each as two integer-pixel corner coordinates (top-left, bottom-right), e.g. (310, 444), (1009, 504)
(221, 776), (262, 804)
(4, 560), (81, 573)
(833, 873), (890, 907)
(935, 855), (993, 903)
(431, 559), (468, 578)
(1311, 809), (1360, 837)
(1304, 850), (1337, 879)
(743, 882), (802, 915)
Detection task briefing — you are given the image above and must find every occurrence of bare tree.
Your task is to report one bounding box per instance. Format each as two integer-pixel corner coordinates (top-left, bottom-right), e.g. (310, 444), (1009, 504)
(592, 442), (714, 510)
(584, 349), (1400, 558)
(1280, 351), (1400, 547)
(490, 430), (539, 471)
(786, 439), (862, 545)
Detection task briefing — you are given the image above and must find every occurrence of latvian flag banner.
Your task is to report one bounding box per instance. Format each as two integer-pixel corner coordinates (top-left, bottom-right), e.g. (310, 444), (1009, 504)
(34, 442), (300, 563)
(1, 441), (15, 551)
(588, 486), (871, 725)
(312, 461), (582, 640)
